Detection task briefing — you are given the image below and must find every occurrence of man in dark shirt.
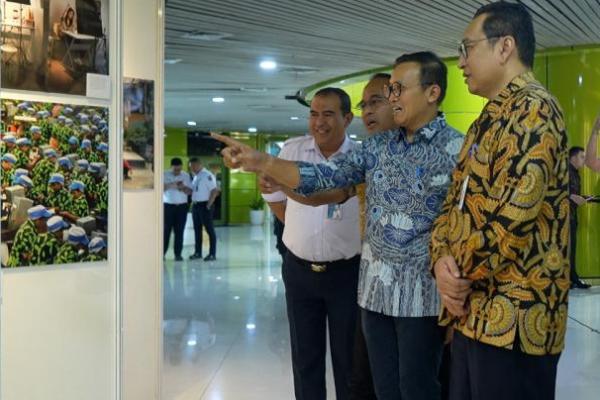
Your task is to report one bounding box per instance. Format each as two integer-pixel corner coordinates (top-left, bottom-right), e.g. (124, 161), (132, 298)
(568, 146), (591, 289)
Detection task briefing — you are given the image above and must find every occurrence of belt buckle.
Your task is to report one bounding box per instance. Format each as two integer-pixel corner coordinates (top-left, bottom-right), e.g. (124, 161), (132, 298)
(311, 263), (327, 273)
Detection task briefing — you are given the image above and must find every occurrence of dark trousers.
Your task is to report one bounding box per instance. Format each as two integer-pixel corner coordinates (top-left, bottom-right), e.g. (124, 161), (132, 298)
(362, 310), (444, 400)
(192, 201), (217, 256)
(449, 332), (560, 400)
(283, 251), (360, 400)
(164, 203), (188, 257)
(349, 310), (377, 400)
(570, 218), (581, 283)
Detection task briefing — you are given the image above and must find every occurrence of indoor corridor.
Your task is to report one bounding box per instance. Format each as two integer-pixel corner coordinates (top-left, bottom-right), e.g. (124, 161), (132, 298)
(162, 221), (600, 400)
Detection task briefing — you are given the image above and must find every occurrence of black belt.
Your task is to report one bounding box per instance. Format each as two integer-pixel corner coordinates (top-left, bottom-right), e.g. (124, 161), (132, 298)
(165, 203), (187, 206)
(193, 201), (208, 204)
(287, 251), (360, 273)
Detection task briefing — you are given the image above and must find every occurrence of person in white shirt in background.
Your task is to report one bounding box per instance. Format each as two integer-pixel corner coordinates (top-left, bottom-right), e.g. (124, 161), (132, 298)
(163, 157), (192, 261)
(189, 157), (220, 261)
(262, 87), (361, 400)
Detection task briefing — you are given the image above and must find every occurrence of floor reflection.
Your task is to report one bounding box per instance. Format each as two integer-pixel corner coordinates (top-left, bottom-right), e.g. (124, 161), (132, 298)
(162, 224), (600, 400)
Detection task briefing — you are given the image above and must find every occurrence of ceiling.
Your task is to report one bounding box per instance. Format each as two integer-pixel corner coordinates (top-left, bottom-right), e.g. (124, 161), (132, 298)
(164, 0), (600, 135)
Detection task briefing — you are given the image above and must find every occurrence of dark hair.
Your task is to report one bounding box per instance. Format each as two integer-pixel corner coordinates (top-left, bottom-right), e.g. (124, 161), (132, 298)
(474, 2), (536, 68)
(369, 72), (391, 81)
(569, 146), (584, 159)
(394, 51), (447, 104)
(189, 157), (199, 164)
(171, 157), (183, 166)
(313, 87), (352, 115)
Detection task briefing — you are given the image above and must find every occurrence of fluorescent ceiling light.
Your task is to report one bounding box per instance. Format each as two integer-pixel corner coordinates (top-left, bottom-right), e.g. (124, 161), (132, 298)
(182, 31), (233, 41)
(248, 127), (258, 133)
(187, 121), (197, 126)
(164, 58), (182, 65)
(350, 135), (358, 139)
(212, 97), (225, 103)
(290, 116), (299, 120)
(246, 323), (256, 330)
(259, 60), (277, 70)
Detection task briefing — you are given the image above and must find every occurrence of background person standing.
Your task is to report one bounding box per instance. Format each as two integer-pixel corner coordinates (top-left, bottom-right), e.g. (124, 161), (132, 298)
(163, 157), (192, 261)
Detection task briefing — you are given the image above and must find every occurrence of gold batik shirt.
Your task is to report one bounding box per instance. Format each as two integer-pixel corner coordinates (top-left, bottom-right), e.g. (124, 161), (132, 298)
(430, 72), (570, 355)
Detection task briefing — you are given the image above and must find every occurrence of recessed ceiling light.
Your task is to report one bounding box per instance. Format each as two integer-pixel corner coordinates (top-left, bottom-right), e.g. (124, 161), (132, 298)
(260, 60), (277, 70)
(187, 121), (197, 126)
(164, 58), (182, 65)
(212, 97), (225, 103)
(290, 116), (299, 120)
(246, 323), (256, 330)
(248, 127), (258, 133)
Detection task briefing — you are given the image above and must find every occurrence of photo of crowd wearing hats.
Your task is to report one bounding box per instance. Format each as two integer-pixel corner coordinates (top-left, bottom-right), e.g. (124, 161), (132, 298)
(0, 0), (108, 96)
(0, 98), (108, 268)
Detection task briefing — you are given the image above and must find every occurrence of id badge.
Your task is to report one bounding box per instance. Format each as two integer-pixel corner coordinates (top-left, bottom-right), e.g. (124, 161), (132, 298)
(458, 176), (469, 210)
(327, 204), (343, 220)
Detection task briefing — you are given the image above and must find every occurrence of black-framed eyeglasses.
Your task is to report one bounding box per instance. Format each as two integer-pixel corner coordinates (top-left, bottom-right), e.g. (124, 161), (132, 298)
(356, 95), (388, 111)
(383, 81), (433, 99)
(458, 36), (501, 59)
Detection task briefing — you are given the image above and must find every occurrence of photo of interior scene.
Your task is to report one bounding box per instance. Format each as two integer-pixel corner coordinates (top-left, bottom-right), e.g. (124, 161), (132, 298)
(0, 98), (109, 267)
(123, 78), (154, 190)
(0, 0), (108, 95)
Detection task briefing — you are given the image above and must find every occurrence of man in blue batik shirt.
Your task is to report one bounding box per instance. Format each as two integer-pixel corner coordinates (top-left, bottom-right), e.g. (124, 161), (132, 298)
(214, 52), (464, 400)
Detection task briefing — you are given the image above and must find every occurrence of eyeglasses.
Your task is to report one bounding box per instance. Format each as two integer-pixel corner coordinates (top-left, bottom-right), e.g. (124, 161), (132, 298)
(383, 81), (432, 99)
(458, 36), (500, 59)
(356, 95), (388, 111)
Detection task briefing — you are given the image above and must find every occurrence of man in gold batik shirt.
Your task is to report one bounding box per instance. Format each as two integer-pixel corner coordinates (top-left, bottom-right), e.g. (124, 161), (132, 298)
(430, 3), (569, 400)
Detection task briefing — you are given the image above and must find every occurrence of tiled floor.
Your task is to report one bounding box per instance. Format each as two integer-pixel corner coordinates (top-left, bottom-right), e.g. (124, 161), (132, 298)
(163, 223), (600, 400)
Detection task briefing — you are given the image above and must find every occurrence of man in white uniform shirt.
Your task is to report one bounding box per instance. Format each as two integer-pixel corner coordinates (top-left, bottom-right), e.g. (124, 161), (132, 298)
(189, 157), (220, 261)
(163, 157), (192, 261)
(262, 88), (361, 400)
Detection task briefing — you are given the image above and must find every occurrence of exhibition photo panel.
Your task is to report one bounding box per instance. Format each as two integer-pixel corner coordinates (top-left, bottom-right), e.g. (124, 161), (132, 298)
(0, 0), (108, 96)
(123, 78), (154, 190)
(0, 98), (109, 267)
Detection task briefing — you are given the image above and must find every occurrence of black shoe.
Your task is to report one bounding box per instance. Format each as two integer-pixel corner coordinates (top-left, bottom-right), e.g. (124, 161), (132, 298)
(203, 255), (216, 261)
(189, 253), (202, 260)
(175, 256), (183, 262)
(574, 280), (591, 289)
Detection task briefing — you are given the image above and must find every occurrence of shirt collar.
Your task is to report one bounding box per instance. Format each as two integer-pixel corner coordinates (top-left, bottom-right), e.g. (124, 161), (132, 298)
(397, 112), (447, 143)
(492, 71), (537, 105)
(306, 134), (353, 159)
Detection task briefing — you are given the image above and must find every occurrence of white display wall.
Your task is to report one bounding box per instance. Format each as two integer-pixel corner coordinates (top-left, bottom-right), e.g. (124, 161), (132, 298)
(0, 1), (122, 399)
(121, 0), (164, 399)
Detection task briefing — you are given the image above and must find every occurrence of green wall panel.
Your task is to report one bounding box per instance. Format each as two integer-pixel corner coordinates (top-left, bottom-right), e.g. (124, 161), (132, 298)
(546, 47), (600, 278)
(229, 172), (258, 190)
(442, 59), (487, 114)
(444, 113), (481, 135)
(228, 189), (257, 206)
(228, 206), (251, 224)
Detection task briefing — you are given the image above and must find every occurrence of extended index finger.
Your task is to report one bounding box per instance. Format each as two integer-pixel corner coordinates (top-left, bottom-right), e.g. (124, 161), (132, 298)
(211, 132), (242, 148)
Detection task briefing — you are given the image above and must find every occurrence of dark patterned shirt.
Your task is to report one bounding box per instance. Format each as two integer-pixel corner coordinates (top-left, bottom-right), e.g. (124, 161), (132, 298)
(296, 114), (463, 317)
(430, 72), (570, 355)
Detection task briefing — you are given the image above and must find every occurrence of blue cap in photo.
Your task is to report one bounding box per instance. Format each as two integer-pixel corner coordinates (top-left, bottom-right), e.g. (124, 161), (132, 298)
(15, 175), (33, 188)
(2, 153), (17, 164)
(67, 226), (89, 246)
(69, 180), (85, 192)
(43, 148), (58, 158)
(48, 173), (65, 185)
(88, 237), (106, 253)
(27, 205), (54, 220)
(47, 216), (69, 233)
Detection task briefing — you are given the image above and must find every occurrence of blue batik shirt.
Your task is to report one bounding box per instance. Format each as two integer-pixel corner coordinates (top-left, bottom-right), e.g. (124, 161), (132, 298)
(296, 113), (464, 317)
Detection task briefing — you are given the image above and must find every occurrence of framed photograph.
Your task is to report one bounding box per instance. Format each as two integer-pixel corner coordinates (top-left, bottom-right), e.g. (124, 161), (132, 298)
(0, 0), (109, 96)
(1, 98), (109, 267)
(123, 78), (154, 190)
